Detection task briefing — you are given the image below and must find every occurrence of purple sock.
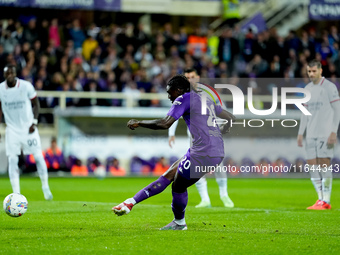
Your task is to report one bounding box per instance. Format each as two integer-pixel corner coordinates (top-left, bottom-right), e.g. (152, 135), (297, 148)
(133, 176), (171, 204)
(171, 190), (188, 220)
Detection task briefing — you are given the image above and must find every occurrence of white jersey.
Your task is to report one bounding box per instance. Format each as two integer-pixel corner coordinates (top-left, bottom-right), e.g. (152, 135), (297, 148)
(0, 78), (37, 133)
(305, 77), (340, 138)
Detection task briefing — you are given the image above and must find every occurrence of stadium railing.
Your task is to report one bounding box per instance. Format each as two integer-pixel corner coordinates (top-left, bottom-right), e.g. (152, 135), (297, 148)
(36, 90), (302, 109)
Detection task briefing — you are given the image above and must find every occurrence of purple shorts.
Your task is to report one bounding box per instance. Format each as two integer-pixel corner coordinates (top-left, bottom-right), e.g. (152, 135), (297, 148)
(177, 149), (223, 180)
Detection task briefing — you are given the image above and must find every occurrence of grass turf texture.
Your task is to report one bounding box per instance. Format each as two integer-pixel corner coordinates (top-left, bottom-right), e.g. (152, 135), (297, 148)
(0, 177), (339, 254)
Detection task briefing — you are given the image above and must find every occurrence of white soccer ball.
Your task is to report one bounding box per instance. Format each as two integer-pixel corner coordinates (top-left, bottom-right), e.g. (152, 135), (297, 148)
(3, 193), (28, 217)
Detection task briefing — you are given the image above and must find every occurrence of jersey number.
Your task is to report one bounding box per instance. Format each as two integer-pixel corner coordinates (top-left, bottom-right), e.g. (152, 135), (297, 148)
(206, 105), (217, 127)
(320, 141), (324, 149)
(27, 139), (37, 147)
(181, 156), (191, 170)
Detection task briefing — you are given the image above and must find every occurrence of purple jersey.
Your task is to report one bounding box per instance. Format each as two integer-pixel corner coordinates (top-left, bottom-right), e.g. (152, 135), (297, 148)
(167, 91), (224, 157)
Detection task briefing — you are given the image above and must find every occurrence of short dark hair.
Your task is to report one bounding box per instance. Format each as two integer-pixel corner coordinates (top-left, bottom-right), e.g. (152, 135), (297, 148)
(167, 74), (190, 93)
(184, 68), (198, 75)
(307, 60), (322, 69)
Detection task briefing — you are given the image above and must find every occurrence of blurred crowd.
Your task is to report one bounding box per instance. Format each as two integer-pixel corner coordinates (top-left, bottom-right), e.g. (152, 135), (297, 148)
(22, 136), (127, 177)
(21, 145), (340, 176)
(1, 16), (340, 114)
(18, 136), (340, 177)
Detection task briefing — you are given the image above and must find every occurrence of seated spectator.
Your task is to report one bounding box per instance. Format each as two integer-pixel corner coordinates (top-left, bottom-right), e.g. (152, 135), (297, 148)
(24, 151), (45, 173)
(293, 157), (306, 173)
(87, 157), (102, 173)
(78, 80), (109, 106)
(82, 36), (98, 61)
(272, 157), (290, 176)
(69, 19), (86, 51)
(136, 69), (152, 107)
(45, 137), (67, 172)
(71, 159), (88, 176)
(187, 27), (207, 59)
(107, 158), (126, 176)
(246, 54), (268, 77)
(49, 18), (60, 48)
(26, 151), (47, 173)
(153, 157), (169, 176)
(66, 155), (78, 170)
(1, 29), (18, 54)
(150, 86), (160, 107)
(130, 156), (157, 175)
(130, 156), (144, 175)
(87, 157), (107, 178)
(224, 157), (240, 176)
(257, 157), (272, 176)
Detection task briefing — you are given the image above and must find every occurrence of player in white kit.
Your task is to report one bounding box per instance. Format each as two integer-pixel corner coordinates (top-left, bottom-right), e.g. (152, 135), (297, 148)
(169, 68), (234, 208)
(297, 60), (340, 210)
(0, 65), (53, 200)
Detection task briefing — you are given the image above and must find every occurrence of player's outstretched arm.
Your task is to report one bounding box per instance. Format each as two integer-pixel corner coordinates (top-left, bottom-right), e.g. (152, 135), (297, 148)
(218, 109), (236, 121)
(127, 115), (177, 130)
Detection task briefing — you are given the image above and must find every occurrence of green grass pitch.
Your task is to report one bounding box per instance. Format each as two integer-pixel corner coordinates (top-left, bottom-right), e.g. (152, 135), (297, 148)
(0, 177), (339, 254)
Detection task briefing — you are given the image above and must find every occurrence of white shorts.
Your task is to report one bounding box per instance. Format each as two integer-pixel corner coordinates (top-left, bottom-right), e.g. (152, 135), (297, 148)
(306, 137), (334, 160)
(5, 127), (42, 157)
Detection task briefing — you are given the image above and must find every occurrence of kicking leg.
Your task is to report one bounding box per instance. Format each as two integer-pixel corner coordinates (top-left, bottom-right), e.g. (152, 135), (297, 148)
(112, 157), (182, 216)
(161, 154), (223, 230)
(160, 172), (199, 230)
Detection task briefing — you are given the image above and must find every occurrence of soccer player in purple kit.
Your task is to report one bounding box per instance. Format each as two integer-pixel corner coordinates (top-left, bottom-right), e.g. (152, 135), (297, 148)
(112, 74), (235, 230)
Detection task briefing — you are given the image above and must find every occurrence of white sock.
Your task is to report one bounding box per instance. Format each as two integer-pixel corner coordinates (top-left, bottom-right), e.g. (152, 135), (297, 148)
(195, 177), (210, 203)
(216, 178), (228, 198)
(311, 178), (323, 200)
(322, 178), (332, 204)
(8, 156), (20, 194)
(310, 164), (322, 200)
(174, 218), (186, 225)
(33, 152), (50, 190)
(125, 198), (136, 205)
(321, 166), (332, 204)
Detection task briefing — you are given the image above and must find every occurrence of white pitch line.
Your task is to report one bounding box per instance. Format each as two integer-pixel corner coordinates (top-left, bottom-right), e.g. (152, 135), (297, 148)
(57, 201), (340, 211)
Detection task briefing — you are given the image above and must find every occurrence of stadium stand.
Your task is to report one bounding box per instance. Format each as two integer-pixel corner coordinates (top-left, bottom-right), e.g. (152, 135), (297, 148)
(0, 2), (340, 176)
(1, 14), (339, 125)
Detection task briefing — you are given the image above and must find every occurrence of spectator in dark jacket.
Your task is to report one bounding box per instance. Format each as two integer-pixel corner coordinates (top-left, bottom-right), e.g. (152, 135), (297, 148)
(218, 27), (239, 75)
